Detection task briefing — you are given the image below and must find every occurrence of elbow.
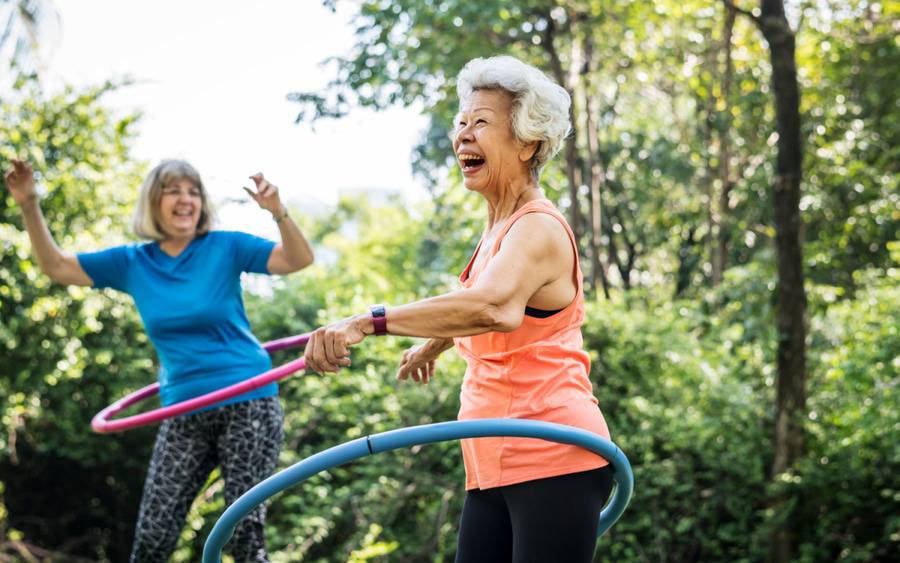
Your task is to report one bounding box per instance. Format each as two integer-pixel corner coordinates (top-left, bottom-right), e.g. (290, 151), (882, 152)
(297, 251), (314, 271)
(471, 295), (523, 333)
(287, 251), (314, 274)
(491, 307), (524, 333)
(41, 259), (66, 285)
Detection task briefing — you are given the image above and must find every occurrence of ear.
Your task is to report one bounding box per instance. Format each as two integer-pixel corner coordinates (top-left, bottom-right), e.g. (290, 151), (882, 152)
(518, 141), (539, 163)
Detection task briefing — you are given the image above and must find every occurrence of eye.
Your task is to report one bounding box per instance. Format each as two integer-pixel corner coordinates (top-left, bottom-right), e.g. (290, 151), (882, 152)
(476, 118), (487, 125)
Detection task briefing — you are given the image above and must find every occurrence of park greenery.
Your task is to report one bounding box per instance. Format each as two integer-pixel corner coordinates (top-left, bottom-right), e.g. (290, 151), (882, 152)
(1, 0), (897, 561)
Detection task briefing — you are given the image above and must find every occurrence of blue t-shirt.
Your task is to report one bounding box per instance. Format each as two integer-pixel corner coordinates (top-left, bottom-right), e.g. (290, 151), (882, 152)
(77, 231), (277, 408)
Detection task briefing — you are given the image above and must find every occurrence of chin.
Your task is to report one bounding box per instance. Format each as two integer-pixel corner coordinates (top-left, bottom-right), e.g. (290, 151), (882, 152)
(464, 183), (490, 195)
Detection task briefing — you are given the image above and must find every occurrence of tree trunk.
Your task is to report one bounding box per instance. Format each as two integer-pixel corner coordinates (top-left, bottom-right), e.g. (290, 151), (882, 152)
(712, 5), (737, 286)
(755, 1), (808, 561)
(581, 33), (611, 299)
(543, 15), (582, 245)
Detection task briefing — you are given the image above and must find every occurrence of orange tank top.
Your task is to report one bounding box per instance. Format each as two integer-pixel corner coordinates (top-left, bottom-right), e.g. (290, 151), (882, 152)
(454, 199), (610, 490)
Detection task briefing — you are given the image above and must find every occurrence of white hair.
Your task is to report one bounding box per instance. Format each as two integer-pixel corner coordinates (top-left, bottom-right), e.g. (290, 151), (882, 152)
(456, 55), (571, 176)
(132, 159), (216, 240)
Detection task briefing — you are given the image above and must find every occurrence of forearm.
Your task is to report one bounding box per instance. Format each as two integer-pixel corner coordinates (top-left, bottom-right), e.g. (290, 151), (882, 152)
(358, 288), (522, 339)
(275, 208), (314, 269)
(424, 337), (455, 355)
(19, 198), (69, 276)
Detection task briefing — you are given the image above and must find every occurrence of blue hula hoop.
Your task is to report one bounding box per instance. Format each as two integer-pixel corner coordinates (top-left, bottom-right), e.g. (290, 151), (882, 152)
(202, 418), (634, 562)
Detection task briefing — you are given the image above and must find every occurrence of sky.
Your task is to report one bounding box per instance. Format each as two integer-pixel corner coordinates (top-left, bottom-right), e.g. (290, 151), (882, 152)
(43, 0), (430, 235)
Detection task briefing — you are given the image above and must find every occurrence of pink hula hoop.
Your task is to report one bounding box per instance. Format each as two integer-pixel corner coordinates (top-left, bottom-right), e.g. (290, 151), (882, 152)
(91, 333), (310, 434)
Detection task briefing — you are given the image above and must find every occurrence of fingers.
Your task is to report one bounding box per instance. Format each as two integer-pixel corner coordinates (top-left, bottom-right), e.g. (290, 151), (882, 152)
(305, 328), (339, 373)
(303, 325), (354, 374)
(396, 352), (412, 380)
(249, 173), (276, 194)
(324, 328), (351, 368)
(242, 186), (259, 201)
(12, 159), (32, 177)
(397, 351), (419, 382)
(245, 174), (278, 200)
(396, 348), (439, 385)
(5, 159), (21, 181)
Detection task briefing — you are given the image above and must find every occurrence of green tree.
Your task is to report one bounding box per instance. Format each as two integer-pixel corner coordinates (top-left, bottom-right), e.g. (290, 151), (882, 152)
(1, 75), (151, 561)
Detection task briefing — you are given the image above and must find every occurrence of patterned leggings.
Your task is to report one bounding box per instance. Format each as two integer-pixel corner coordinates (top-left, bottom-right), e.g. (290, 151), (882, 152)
(130, 396), (284, 563)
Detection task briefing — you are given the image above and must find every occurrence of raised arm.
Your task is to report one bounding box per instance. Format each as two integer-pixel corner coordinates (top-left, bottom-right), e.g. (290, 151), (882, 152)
(243, 173), (314, 275)
(4, 159), (93, 287)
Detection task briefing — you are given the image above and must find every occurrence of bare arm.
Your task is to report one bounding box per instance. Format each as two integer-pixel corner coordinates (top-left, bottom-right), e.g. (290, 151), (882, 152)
(374, 213), (573, 337)
(243, 173), (314, 275)
(4, 160), (93, 286)
(305, 213), (574, 373)
(267, 207), (315, 274)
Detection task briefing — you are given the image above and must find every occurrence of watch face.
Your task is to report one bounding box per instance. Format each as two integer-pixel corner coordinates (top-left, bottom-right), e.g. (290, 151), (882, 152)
(371, 305), (387, 335)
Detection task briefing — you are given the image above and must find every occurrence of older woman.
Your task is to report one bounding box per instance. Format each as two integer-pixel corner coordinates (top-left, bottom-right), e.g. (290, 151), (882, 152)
(304, 55), (612, 562)
(3, 158), (314, 562)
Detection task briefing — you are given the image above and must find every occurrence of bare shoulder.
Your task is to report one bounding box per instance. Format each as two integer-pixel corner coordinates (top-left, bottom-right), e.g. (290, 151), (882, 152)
(503, 211), (572, 262)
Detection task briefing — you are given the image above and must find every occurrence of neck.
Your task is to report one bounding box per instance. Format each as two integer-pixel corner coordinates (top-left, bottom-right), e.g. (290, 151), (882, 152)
(159, 234), (194, 256)
(484, 173), (540, 229)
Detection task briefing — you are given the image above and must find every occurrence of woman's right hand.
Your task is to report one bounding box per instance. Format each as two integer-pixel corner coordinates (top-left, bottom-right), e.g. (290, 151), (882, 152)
(4, 159), (38, 206)
(396, 342), (441, 385)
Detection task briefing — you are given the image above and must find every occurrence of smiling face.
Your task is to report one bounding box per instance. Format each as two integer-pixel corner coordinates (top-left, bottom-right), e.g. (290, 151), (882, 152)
(452, 89), (536, 194)
(155, 177), (203, 239)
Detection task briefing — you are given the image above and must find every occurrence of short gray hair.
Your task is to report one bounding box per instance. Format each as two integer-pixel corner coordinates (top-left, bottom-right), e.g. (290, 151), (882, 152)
(456, 55), (571, 176)
(132, 159), (215, 240)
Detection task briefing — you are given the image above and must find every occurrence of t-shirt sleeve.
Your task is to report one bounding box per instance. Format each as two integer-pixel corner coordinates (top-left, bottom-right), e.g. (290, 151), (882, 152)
(228, 231), (276, 274)
(76, 245), (132, 292)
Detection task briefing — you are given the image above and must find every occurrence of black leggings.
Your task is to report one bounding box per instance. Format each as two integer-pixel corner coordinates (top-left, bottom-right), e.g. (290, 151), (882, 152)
(130, 396), (284, 563)
(455, 466), (615, 563)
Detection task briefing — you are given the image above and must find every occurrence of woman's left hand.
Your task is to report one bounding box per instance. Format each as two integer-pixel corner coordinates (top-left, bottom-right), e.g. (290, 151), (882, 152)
(304, 315), (368, 373)
(244, 172), (284, 215)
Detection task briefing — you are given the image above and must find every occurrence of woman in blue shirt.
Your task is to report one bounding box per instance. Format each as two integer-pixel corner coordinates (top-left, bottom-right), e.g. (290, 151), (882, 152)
(4, 158), (313, 562)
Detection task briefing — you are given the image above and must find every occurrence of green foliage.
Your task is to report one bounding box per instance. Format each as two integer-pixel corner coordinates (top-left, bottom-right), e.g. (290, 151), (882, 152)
(1, 76), (152, 561)
(584, 295), (769, 562)
(791, 275), (900, 562)
(799, 2), (900, 291)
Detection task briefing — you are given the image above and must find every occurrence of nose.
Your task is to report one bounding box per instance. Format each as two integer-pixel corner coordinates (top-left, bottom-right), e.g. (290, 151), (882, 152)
(454, 123), (474, 146)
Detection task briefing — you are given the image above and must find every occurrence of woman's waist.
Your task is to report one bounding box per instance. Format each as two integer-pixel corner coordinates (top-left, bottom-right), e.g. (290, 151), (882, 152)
(455, 331), (587, 363)
(458, 395), (607, 439)
(157, 341), (270, 373)
(460, 371), (598, 415)
(159, 372), (278, 407)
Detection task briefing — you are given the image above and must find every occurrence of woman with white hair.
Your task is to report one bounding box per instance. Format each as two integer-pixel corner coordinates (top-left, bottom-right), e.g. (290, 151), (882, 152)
(304, 55), (613, 562)
(3, 158), (314, 562)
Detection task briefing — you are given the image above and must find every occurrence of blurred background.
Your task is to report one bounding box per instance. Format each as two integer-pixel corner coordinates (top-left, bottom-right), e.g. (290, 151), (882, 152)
(0, 0), (897, 561)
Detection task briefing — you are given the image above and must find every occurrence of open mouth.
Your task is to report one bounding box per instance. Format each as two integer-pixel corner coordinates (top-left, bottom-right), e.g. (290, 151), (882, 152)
(459, 153), (485, 173)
